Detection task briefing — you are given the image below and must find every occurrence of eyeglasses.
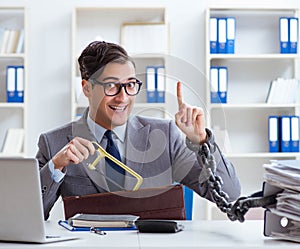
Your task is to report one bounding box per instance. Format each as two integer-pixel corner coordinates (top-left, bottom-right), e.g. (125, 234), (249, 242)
(90, 78), (142, 96)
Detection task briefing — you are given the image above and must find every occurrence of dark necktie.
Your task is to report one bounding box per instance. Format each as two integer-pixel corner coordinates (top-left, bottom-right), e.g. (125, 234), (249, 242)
(105, 130), (125, 191)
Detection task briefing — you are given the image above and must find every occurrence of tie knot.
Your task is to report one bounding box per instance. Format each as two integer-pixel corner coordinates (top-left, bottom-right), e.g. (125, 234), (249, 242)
(105, 130), (113, 141)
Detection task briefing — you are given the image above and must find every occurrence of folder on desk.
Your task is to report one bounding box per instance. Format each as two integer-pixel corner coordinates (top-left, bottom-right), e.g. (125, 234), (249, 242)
(226, 17), (235, 54)
(156, 66), (165, 103)
(268, 116), (279, 153)
(280, 116), (291, 152)
(218, 67), (227, 103)
(210, 17), (218, 54)
(217, 18), (227, 53)
(280, 17), (289, 54)
(290, 115), (299, 152)
(146, 66), (156, 103)
(210, 67), (219, 103)
(289, 17), (298, 54)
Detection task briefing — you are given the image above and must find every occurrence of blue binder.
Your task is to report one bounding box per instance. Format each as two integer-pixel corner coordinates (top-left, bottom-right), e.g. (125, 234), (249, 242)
(226, 17), (235, 54)
(218, 67), (227, 103)
(217, 18), (227, 53)
(279, 17), (289, 54)
(6, 66), (16, 102)
(280, 116), (291, 152)
(210, 67), (220, 103)
(210, 17), (218, 54)
(290, 115), (299, 152)
(289, 17), (298, 54)
(146, 66), (156, 103)
(156, 66), (165, 103)
(268, 116), (279, 153)
(15, 66), (24, 102)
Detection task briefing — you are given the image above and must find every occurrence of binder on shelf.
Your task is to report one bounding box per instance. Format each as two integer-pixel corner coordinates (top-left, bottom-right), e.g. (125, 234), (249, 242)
(289, 17), (298, 54)
(218, 67), (227, 103)
(226, 17), (235, 54)
(290, 116), (299, 152)
(1, 128), (24, 156)
(280, 116), (291, 152)
(146, 66), (156, 103)
(156, 66), (165, 103)
(279, 17), (289, 54)
(217, 18), (227, 53)
(268, 116), (279, 153)
(6, 65), (24, 103)
(209, 17), (218, 54)
(15, 29), (24, 54)
(210, 67), (219, 103)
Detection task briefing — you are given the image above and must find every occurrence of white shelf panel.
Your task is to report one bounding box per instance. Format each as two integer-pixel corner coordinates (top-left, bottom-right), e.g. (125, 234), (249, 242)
(209, 103), (300, 109)
(209, 54), (300, 60)
(226, 152), (300, 158)
(0, 103), (25, 108)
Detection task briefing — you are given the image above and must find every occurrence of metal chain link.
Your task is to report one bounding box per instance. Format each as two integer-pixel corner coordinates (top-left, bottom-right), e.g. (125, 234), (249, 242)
(199, 143), (276, 222)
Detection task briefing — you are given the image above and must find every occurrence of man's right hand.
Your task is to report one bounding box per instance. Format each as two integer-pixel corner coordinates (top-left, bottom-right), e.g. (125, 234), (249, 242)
(52, 137), (95, 171)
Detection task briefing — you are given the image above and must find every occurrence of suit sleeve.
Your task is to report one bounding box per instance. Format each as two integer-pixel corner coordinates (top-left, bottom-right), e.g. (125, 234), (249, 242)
(36, 133), (63, 220)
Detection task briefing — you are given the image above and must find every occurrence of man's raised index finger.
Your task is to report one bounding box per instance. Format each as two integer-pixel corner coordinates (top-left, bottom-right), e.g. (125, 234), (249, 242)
(177, 81), (183, 107)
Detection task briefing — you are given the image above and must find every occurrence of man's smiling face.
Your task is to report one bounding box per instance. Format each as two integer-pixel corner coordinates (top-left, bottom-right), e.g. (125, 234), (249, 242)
(88, 61), (137, 129)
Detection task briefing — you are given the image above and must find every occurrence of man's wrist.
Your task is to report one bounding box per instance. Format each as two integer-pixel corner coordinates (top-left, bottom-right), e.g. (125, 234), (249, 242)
(185, 128), (215, 153)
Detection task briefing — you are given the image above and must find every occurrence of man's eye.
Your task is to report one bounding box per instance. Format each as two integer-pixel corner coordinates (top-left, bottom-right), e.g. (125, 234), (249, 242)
(106, 83), (117, 88)
(127, 82), (136, 88)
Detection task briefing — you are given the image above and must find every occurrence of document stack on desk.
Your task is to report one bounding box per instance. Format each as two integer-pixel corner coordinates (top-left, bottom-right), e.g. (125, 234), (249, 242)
(263, 160), (300, 242)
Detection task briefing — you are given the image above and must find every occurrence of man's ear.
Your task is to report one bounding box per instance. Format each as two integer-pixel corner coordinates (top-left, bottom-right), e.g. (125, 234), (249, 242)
(82, 79), (92, 97)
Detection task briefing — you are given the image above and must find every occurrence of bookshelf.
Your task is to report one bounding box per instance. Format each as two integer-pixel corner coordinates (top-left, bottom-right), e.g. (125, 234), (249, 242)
(205, 5), (300, 219)
(0, 7), (27, 157)
(71, 7), (171, 120)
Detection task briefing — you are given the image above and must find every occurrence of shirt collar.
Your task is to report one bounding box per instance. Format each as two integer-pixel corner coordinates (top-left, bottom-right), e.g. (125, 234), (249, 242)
(87, 113), (126, 142)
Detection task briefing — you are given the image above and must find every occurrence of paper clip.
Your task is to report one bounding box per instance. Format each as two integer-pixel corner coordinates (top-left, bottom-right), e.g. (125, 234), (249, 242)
(90, 227), (106, 236)
(86, 141), (143, 191)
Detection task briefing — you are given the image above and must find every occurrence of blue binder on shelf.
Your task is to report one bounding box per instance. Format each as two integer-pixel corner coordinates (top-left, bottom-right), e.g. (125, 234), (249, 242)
(217, 18), (227, 53)
(6, 66), (16, 102)
(290, 115), (299, 152)
(280, 116), (291, 152)
(210, 17), (218, 54)
(268, 116), (279, 153)
(289, 17), (298, 54)
(226, 17), (235, 54)
(279, 17), (289, 54)
(210, 67), (220, 103)
(16, 66), (24, 102)
(156, 66), (165, 103)
(146, 66), (156, 103)
(218, 67), (227, 103)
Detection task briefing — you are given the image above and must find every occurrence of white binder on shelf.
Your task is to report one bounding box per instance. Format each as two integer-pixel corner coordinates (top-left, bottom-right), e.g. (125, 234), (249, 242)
(210, 17), (218, 54)
(217, 18), (227, 53)
(218, 67), (227, 103)
(156, 66), (165, 103)
(226, 17), (235, 54)
(289, 17), (298, 54)
(146, 66), (156, 103)
(268, 116), (279, 153)
(279, 17), (289, 53)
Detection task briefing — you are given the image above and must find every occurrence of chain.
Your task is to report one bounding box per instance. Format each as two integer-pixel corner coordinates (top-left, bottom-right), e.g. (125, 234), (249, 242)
(199, 143), (270, 222)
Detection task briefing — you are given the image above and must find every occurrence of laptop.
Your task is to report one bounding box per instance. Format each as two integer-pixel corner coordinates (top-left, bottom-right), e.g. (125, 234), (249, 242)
(0, 157), (78, 243)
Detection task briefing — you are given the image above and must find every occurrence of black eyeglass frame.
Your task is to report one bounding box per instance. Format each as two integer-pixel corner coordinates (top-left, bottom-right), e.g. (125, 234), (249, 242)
(89, 78), (143, 96)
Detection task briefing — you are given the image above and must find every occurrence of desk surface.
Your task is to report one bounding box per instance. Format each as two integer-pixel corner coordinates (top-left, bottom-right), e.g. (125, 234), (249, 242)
(0, 220), (299, 248)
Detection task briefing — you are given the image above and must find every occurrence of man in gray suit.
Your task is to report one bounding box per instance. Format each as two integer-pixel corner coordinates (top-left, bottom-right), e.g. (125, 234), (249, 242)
(37, 41), (241, 220)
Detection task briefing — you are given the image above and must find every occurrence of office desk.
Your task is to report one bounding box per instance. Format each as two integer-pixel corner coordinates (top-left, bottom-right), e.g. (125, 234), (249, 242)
(0, 220), (299, 248)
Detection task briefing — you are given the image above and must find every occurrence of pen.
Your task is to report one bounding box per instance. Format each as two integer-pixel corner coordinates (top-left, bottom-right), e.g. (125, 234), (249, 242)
(58, 220), (75, 231)
(90, 227), (107, 236)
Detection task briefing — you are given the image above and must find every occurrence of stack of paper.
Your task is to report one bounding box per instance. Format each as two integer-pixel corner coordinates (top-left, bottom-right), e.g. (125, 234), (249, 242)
(263, 160), (300, 242)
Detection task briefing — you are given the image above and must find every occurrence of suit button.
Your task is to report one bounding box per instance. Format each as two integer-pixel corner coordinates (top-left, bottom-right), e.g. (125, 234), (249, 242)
(42, 185), (47, 194)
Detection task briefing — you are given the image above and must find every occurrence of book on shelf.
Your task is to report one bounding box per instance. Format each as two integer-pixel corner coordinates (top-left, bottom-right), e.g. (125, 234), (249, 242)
(266, 78), (299, 105)
(1, 128), (24, 156)
(68, 214), (139, 228)
(0, 29), (24, 54)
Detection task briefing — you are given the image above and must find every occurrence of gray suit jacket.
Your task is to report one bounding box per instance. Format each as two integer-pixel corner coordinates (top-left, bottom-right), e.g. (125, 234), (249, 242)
(37, 109), (241, 219)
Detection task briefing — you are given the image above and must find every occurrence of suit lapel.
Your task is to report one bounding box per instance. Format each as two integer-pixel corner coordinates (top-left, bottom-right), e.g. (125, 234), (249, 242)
(124, 116), (150, 190)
